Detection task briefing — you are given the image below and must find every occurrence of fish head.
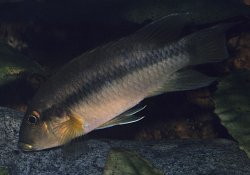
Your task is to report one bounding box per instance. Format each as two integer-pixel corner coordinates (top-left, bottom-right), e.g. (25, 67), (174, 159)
(18, 109), (60, 151)
(18, 107), (84, 151)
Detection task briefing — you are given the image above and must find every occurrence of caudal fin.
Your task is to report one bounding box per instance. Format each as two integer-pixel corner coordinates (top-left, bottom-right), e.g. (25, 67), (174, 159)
(184, 23), (236, 66)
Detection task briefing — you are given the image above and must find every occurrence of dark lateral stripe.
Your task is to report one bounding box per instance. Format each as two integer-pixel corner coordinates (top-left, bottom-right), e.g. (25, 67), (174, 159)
(61, 53), (157, 108)
(45, 43), (184, 115)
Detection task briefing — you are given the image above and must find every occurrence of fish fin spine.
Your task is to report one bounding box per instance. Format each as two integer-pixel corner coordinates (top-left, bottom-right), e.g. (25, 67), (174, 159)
(97, 105), (146, 129)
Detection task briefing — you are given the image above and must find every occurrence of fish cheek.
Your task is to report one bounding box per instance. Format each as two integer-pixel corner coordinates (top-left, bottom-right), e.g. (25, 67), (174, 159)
(19, 117), (52, 146)
(34, 121), (61, 149)
(19, 120), (41, 146)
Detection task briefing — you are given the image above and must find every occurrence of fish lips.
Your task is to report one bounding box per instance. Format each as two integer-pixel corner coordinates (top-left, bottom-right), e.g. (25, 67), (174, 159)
(18, 140), (62, 152)
(18, 125), (62, 151)
(18, 142), (34, 152)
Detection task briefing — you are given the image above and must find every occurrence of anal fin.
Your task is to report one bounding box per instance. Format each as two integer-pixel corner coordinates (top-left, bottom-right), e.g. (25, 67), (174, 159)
(150, 69), (217, 97)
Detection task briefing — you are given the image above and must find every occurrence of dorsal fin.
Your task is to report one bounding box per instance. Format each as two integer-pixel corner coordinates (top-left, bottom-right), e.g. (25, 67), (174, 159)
(127, 13), (193, 45)
(70, 13), (194, 72)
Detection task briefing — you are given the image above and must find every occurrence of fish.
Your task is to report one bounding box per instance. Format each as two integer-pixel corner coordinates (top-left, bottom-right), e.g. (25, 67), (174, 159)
(0, 0), (248, 25)
(121, 0), (250, 25)
(18, 14), (234, 151)
(0, 41), (43, 86)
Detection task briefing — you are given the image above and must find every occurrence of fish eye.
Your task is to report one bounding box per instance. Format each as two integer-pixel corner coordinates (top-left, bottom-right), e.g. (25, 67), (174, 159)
(28, 115), (38, 124)
(27, 111), (40, 124)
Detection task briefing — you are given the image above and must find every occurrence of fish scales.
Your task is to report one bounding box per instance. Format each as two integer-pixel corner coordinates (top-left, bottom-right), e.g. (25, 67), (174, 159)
(18, 15), (231, 151)
(60, 44), (186, 108)
(38, 40), (187, 115)
(29, 40), (189, 143)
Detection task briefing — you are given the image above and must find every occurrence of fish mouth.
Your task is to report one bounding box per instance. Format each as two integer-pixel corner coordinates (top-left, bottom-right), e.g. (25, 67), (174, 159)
(18, 142), (34, 151)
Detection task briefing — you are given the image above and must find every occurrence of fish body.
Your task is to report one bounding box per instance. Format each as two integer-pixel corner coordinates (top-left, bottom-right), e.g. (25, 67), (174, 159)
(122, 0), (250, 24)
(0, 42), (43, 86)
(18, 15), (231, 151)
(0, 0), (248, 25)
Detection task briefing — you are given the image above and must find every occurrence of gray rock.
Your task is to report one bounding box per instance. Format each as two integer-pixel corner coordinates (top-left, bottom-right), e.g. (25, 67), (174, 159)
(0, 106), (250, 175)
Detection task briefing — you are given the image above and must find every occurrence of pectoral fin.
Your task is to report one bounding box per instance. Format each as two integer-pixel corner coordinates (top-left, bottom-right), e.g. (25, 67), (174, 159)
(97, 105), (146, 129)
(51, 112), (84, 145)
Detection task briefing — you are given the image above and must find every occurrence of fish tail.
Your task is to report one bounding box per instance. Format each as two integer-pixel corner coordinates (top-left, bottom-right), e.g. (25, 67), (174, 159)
(148, 22), (240, 95)
(184, 22), (237, 66)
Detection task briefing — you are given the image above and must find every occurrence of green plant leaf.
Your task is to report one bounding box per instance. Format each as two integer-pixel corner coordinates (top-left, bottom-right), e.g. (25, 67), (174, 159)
(0, 167), (9, 175)
(215, 71), (250, 157)
(104, 149), (163, 175)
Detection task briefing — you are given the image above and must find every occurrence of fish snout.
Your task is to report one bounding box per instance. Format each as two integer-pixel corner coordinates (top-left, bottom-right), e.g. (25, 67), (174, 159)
(18, 142), (33, 151)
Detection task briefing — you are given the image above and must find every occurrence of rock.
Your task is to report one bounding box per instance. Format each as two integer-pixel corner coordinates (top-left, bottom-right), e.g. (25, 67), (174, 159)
(229, 32), (250, 70)
(0, 107), (250, 175)
(244, 0), (250, 5)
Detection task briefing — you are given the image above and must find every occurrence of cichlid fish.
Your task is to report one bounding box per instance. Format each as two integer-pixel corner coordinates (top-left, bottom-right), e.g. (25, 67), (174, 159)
(0, 42), (43, 86)
(0, 0), (248, 25)
(18, 14), (233, 151)
(121, 0), (250, 24)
